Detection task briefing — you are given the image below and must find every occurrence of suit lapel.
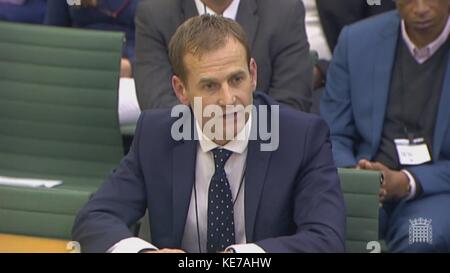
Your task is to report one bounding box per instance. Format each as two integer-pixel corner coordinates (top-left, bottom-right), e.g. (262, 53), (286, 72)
(172, 135), (197, 246)
(236, 0), (258, 50)
(370, 20), (399, 157)
(432, 54), (450, 159)
(244, 102), (272, 242)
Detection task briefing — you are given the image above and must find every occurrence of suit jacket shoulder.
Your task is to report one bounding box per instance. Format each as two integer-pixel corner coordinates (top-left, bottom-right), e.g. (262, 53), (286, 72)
(344, 10), (400, 44)
(136, 0), (184, 34)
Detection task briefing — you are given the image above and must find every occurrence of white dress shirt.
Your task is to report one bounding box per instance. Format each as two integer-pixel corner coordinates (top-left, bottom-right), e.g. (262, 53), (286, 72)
(109, 114), (265, 253)
(195, 0), (240, 19)
(401, 15), (450, 64)
(303, 0), (332, 60)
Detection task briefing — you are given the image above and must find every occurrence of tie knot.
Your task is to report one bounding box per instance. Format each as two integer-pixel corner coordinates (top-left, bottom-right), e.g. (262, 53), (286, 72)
(212, 148), (232, 170)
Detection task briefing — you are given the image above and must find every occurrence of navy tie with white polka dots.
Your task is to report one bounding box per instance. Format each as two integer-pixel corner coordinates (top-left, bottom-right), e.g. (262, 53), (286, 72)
(207, 148), (235, 253)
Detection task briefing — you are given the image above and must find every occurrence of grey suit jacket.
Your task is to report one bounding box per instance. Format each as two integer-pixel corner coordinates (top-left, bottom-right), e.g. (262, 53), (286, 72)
(134, 0), (313, 112)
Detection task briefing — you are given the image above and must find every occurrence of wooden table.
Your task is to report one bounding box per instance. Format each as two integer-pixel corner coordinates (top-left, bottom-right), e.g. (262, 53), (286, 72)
(0, 233), (72, 253)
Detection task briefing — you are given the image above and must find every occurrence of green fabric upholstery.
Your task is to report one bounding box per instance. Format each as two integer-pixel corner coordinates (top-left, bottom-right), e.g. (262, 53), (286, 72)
(310, 50), (319, 66)
(120, 124), (136, 136)
(0, 22), (124, 239)
(338, 168), (381, 253)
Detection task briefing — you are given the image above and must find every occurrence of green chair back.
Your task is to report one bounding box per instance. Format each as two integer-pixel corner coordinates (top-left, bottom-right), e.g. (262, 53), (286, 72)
(338, 168), (381, 253)
(310, 50), (319, 66)
(0, 22), (124, 239)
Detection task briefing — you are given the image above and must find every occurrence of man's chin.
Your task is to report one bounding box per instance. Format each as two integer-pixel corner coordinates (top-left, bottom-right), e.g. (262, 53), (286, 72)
(225, 112), (247, 129)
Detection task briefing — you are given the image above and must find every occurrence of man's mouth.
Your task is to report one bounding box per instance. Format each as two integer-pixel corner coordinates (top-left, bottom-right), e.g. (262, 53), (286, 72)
(412, 19), (433, 30)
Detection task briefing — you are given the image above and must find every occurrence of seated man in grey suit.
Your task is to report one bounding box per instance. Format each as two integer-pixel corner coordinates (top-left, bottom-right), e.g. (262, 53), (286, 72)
(134, 0), (313, 112)
(321, 0), (450, 252)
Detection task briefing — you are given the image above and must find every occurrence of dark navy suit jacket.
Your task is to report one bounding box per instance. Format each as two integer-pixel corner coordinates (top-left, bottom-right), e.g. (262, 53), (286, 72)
(44, 0), (138, 63)
(73, 92), (346, 253)
(0, 0), (46, 24)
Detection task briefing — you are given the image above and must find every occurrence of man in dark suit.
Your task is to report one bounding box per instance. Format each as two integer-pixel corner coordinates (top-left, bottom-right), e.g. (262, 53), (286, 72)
(316, 0), (396, 53)
(134, 0), (313, 112)
(315, 0), (396, 76)
(73, 15), (345, 253)
(321, 0), (450, 252)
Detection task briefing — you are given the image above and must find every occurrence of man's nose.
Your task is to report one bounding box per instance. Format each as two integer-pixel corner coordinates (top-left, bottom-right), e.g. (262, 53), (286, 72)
(218, 84), (235, 106)
(413, 0), (431, 17)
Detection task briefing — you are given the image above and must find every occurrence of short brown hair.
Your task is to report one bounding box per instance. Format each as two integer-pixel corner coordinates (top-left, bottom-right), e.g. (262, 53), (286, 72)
(169, 15), (251, 83)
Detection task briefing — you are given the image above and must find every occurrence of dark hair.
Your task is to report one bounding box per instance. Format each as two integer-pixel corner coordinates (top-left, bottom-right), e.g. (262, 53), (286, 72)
(80, 0), (98, 7)
(169, 14), (251, 83)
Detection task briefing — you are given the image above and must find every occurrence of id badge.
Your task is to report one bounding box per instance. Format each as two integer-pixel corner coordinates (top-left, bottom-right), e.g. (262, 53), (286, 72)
(394, 138), (431, 165)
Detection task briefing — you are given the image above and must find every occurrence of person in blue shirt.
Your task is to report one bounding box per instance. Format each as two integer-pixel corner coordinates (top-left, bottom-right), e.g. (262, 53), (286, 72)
(0, 0), (47, 24)
(45, 0), (138, 77)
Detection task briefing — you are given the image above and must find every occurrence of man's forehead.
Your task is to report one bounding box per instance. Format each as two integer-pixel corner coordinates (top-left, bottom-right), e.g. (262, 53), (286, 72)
(184, 41), (248, 79)
(197, 69), (247, 83)
(185, 39), (246, 64)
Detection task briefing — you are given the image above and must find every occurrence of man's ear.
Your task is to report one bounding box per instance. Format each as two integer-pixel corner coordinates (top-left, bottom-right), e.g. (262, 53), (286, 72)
(172, 75), (190, 105)
(249, 58), (257, 92)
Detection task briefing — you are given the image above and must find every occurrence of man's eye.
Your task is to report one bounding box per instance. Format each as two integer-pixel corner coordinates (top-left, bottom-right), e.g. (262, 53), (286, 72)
(231, 76), (243, 85)
(204, 83), (218, 91)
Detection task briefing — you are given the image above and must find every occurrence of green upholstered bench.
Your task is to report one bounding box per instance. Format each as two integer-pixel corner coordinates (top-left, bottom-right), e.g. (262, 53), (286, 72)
(0, 22), (125, 239)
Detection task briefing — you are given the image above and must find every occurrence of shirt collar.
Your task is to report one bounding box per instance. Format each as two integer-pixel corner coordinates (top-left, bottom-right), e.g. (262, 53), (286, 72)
(401, 16), (450, 64)
(195, 111), (251, 155)
(194, 0), (240, 20)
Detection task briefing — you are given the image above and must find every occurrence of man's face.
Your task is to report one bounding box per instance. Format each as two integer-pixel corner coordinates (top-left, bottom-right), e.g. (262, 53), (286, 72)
(397, 0), (449, 33)
(172, 38), (257, 144)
